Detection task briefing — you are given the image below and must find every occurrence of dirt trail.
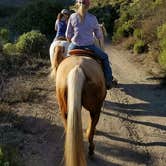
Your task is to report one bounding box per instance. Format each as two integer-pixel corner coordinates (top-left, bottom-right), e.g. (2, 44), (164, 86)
(1, 44), (166, 166)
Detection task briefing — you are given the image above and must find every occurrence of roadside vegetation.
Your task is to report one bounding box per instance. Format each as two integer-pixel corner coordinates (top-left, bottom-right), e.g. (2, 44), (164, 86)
(0, 0), (166, 164)
(90, 0), (166, 81)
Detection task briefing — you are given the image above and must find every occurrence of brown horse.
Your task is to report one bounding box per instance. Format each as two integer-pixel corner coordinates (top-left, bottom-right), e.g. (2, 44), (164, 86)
(51, 46), (106, 166)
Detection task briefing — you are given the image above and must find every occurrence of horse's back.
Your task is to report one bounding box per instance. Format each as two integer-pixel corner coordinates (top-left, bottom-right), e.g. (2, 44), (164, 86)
(56, 56), (106, 111)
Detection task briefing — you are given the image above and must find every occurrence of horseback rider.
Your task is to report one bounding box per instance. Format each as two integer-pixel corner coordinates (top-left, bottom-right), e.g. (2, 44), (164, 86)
(65, 0), (117, 89)
(55, 9), (70, 40)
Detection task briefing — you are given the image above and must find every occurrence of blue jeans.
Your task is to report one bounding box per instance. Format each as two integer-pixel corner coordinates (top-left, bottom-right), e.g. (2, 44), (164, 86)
(68, 43), (113, 84)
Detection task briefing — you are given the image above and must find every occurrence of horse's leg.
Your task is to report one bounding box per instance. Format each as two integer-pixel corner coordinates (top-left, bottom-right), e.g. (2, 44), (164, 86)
(56, 90), (67, 131)
(86, 109), (101, 156)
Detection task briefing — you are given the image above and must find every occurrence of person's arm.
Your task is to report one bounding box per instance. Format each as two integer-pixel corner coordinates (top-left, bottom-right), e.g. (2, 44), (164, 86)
(65, 16), (74, 42)
(55, 20), (58, 31)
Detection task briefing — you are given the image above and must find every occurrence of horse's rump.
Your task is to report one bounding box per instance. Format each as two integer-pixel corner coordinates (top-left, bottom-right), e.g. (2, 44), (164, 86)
(56, 55), (106, 110)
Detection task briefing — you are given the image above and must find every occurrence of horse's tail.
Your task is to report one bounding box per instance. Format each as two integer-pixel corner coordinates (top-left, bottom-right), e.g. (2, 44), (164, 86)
(65, 65), (86, 166)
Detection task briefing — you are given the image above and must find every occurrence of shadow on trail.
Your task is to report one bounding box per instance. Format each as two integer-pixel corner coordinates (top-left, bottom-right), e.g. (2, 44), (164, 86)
(96, 130), (166, 147)
(0, 110), (122, 166)
(87, 154), (120, 166)
(94, 138), (151, 165)
(0, 111), (64, 166)
(102, 111), (166, 132)
(105, 83), (166, 117)
(100, 82), (166, 150)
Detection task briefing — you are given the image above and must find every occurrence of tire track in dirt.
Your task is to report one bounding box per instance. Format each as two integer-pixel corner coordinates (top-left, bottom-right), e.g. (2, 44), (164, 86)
(103, 44), (166, 166)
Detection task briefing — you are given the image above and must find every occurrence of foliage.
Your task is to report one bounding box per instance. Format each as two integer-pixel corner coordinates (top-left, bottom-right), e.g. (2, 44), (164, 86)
(124, 37), (136, 50)
(3, 43), (17, 55)
(113, 20), (134, 40)
(133, 40), (147, 54)
(0, 5), (19, 18)
(157, 23), (166, 69)
(157, 23), (166, 40)
(16, 30), (47, 55)
(0, 28), (9, 43)
(158, 50), (166, 69)
(0, 146), (22, 166)
(89, 5), (119, 36)
(133, 28), (143, 39)
(0, 40), (2, 52)
(11, 0), (63, 37)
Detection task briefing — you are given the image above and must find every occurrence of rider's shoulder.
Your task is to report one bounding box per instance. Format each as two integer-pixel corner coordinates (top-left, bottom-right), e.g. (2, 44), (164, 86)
(87, 12), (97, 19)
(70, 13), (77, 19)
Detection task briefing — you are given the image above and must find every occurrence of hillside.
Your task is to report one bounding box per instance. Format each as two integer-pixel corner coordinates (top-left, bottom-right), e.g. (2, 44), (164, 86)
(0, 0), (31, 7)
(0, 0), (73, 7)
(0, 0), (166, 165)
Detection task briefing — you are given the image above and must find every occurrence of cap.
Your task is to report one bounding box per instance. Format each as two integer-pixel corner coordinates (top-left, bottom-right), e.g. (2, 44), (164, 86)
(61, 9), (70, 15)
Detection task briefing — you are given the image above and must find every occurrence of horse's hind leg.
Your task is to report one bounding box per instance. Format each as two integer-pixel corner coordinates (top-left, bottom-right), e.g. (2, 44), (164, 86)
(56, 89), (67, 131)
(86, 109), (101, 156)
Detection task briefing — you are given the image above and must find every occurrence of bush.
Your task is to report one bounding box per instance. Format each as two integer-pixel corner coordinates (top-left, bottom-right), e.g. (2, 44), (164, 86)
(133, 40), (147, 54)
(0, 146), (22, 166)
(0, 39), (3, 52)
(11, 0), (63, 37)
(157, 23), (166, 39)
(16, 30), (47, 55)
(0, 28), (9, 43)
(114, 20), (134, 39)
(133, 28), (143, 39)
(158, 50), (166, 69)
(157, 23), (166, 69)
(3, 43), (17, 55)
(157, 23), (166, 51)
(124, 37), (136, 50)
(89, 5), (119, 36)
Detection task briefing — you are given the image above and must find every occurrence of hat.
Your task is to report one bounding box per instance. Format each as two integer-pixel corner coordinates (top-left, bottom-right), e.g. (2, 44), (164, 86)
(76, 0), (90, 6)
(61, 9), (70, 15)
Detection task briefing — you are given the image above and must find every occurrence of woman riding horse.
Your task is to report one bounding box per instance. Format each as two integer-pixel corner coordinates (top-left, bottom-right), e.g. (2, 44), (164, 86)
(66, 0), (116, 89)
(50, 1), (114, 166)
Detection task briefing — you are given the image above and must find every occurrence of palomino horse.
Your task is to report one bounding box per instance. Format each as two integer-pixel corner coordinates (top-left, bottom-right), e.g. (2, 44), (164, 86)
(50, 46), (106, 166)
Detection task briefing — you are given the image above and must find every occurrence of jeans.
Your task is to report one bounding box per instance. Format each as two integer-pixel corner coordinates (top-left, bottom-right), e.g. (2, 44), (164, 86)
(68, 43), (113, 84)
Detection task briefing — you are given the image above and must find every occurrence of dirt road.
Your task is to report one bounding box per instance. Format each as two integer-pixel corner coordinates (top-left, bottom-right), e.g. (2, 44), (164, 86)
(1, 44), (166, 166)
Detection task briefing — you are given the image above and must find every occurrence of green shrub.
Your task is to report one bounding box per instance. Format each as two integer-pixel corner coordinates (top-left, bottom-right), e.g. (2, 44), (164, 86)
(157, 23), (166, 69)
(159, 37), (166, 49)
(133, 28), (143, 39)
(133, 40), (147, 54)
(0, 39), (3, 52)
(158, 50), (166, 69)
(0, 146), (22, 166)
(16, 30), (47, 55)
(11, 0), (63, 37)
(0, 28), (9, 43)
(114, 20), (134, 39)
(89, 5), (119, 36)
(124, 37), (136, 50)
(157, 23), (166, 51)
(3, 43), (17, 55)
(157, 23), (166, 39)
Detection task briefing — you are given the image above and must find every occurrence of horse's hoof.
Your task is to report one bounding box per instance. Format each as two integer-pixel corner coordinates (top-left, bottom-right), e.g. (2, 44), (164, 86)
(88, 143), (95, 156)
(88, 150), (94, 157)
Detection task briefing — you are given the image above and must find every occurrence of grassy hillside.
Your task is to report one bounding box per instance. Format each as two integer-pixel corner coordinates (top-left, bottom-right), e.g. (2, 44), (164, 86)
(0, 0), (73, 7)
(111, 0), (166, 71)
(0, 0), (31, 7)
(0, 0), (166, 78)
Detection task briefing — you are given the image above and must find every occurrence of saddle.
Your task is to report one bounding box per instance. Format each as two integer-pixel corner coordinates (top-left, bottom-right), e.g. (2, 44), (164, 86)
(68, 49), (102, 65)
